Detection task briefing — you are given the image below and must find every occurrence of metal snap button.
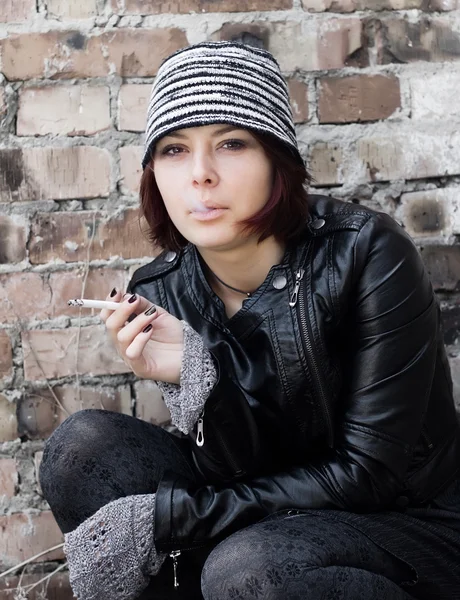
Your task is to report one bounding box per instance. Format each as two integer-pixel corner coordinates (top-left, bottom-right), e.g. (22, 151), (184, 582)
(164, 251), (177, 263)
(272, 275), (287, 290)
(311, 218), (326, 230)
(395, 495), (410, 508)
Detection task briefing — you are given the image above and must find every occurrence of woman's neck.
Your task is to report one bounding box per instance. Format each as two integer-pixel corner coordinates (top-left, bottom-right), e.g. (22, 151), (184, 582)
(197, 237), (286, 298)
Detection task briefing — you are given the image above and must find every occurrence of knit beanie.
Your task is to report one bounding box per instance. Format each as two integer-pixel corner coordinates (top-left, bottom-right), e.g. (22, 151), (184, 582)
(141, 40), (303, 169)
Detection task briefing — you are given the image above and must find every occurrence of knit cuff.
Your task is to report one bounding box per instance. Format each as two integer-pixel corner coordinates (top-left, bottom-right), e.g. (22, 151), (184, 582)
(156, 321), (217, 435)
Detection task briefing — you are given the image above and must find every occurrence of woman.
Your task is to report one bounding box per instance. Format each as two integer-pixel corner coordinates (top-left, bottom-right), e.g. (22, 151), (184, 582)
(39, 41), (460, 600)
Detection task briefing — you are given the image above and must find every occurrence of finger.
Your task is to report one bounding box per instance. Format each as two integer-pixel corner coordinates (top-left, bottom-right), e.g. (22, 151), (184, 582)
(105, 293), (151, 332)
(100, 288), (123, 322)
(117, 304), (158, 346)
(124, 322), (155, 361)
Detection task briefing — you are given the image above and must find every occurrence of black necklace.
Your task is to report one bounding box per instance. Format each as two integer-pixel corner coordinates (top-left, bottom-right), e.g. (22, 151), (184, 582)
(209, 269), (252, 297)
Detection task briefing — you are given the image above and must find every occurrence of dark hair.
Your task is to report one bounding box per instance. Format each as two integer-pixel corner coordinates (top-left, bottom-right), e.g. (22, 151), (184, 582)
(139, 130), (311, 253)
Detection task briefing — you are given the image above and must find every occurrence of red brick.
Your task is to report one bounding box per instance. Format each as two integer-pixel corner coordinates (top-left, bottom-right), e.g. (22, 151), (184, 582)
(0, 511), (64, 568)
(22, 326), (130, 380)
(112, 0), (292, 13)
(0, 333), (13, 379)
(0, 572), (73, 600)
(1, 29), (188, 81)
(28, 209), (153, 264)
(318, 75), (400, 123)
(0, 267), (124, 326)
(317, 17), (366, 69)
(308, 143), (343, 187)
(0, 0), (35, 22)
(0, 147), (111, 203)
(0, 394), (18, 442)
(376, 17), (460, 65)
(0, 459), (17, 498)
(135, 380), (171, 426)
(119, 146), (143, 195)
(47, 0), (98, 18)
(17, 86), (111, 137)
(0, 215), (27, 262)
(118, 84), (150, 132)
(17, 385), (132, 439)
(287, 78), (309, 124)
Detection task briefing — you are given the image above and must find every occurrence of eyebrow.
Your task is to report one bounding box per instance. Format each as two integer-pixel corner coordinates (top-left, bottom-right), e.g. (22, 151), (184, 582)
(162, 125), (245, 140)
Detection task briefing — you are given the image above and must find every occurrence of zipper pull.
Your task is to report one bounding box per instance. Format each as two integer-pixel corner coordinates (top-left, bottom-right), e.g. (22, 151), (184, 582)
(289, 269), (305, 307)
(196, 413), (204, 446)
(169, 550), (181, 588)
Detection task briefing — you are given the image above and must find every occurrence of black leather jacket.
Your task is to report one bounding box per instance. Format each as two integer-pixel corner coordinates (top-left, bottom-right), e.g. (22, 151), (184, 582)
(127, 195), (460, 554)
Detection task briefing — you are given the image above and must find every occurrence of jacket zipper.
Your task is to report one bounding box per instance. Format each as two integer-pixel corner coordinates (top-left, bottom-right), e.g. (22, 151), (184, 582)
(290, 267), (334, 448)
(169, 550), (181, 588)
(195, 409), (244, 476)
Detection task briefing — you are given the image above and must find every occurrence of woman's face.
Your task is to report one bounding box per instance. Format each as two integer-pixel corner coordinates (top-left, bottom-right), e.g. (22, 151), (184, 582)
(152, 124), (274, 251)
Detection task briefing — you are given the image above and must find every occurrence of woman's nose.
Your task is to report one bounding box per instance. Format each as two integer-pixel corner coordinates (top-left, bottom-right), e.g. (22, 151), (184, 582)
(191, 152), (217, 186)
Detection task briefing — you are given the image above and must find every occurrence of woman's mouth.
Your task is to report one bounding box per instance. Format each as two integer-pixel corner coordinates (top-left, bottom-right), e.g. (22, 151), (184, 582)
(190, 207), (227, 221)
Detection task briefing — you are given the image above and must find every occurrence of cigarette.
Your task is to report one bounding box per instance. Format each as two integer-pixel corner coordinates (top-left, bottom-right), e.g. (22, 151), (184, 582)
(67, 299), (121, 310)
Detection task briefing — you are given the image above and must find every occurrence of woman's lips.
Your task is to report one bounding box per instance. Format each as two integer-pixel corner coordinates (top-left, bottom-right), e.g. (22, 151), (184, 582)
(190, 208), (227, 221)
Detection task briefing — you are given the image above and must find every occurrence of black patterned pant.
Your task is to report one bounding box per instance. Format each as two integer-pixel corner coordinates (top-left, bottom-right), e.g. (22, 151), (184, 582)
(40, 410), (418, 599)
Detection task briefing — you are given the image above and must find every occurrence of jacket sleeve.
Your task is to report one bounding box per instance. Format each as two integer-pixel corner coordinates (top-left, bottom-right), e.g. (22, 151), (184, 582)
(153, 213), (444, 552)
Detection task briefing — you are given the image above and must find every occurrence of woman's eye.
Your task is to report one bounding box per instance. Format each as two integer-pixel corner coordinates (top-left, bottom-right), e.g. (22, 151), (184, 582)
(162, 146), (182, 156)
(161, 139), (246, 156)
(222, 139), (245, 150)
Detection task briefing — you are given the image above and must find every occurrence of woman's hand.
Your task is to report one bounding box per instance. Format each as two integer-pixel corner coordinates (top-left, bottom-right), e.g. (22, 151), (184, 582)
(100, 289), (184, 384)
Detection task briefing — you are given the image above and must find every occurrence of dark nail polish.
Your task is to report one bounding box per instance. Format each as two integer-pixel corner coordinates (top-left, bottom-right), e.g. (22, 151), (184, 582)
(144, 305), (157, 316)
(128, 294), (137, 303)
(127, 313), (137, 323)
(143, 324), (152, 333)
(110, 287), (117, 297)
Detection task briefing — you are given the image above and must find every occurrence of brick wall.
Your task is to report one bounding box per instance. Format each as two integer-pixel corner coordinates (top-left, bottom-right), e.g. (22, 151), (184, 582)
(0, 0), (459, 595)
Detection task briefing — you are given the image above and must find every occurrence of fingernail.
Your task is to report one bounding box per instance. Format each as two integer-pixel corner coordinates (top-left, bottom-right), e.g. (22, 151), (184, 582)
(143, 324), (152, 333)
(110, 287), (117, 297)
(128, 294), (137, 304)
(127, 313), (137, 323)
(144, 306), (156, 316)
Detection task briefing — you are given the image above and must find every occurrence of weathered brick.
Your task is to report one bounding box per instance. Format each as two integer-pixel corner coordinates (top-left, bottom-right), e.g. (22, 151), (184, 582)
(318, 75), (400, 124)
(1, 29), (188, 81)
(451, 354), (460, 412)
(118, 84), (150, 132)
(17, 385), (131, 439)
(409, 72), (460, 120)
(0, 394), (18, 442)
(0, 572), (73, 600)
(420, 246), (460, 292)
(376, 17), (460, 65)
(0, 89), (6, 118)
(112, 0), (292, 14)
(441, 302), (460, 347)
(47, 0), (98, 18)
(22, 326), (130, 380)
(0, 511), (64, 568)
(212, 23), (269, 49)
(301, 0), (457, 10)
(0, 459), (17, 498)
(17, 86), (111, 137)
(0, 147), (111, 203)
(0, 0), (35, 22)
(0, 215), (27, 263)
(396, 189), (456, 239)
(215, 18), (365, 71)
(308, 143), (343, 187)
(357, 130), (460, 182)
(135, 380), (171, 426)
(28, 209), (153, 264)
(119, 146), (143, 195)
(287, 78), (309, 124)
(0, 333), (13, 379)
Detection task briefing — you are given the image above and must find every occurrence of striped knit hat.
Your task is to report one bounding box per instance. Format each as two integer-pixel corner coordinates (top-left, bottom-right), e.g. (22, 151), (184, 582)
(142, 41), (303, 169)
